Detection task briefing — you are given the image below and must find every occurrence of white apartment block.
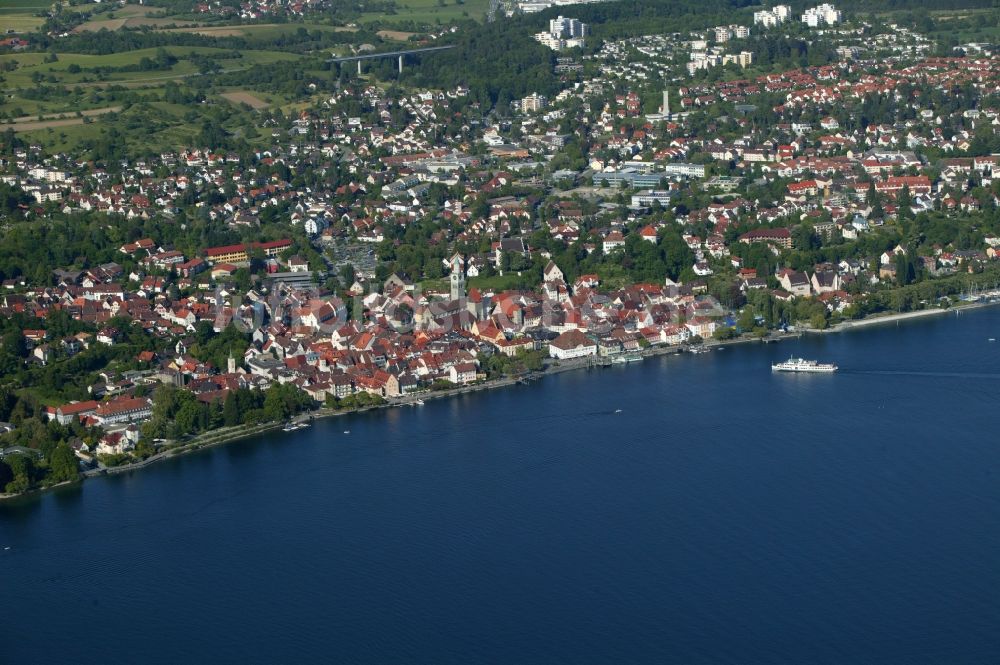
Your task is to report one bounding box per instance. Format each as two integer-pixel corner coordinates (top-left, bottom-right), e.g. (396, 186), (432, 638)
(535, 15), (588, 50)
(714, 24), (750, 42)
(27, 168), (72, 183)
(689, 45), (752, 75)
(535, 32), (564, 49)
(722, 51), (755, 67)
(631, 190), (674, 208)
(549, 15), (588, 38)
(521, 93), (548, 113)
(753, 5), (791, 27)
(802, 3), (841, 27)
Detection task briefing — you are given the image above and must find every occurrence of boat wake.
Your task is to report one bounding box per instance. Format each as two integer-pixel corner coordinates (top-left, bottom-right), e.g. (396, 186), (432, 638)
(843, 369), (1000, 380)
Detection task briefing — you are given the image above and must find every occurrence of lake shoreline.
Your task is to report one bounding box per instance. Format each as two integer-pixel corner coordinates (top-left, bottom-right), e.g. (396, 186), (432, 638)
(4, 297), (999, 503)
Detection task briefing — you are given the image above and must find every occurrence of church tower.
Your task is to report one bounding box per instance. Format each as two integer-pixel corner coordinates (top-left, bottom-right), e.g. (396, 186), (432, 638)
(449, 253), (466, 301)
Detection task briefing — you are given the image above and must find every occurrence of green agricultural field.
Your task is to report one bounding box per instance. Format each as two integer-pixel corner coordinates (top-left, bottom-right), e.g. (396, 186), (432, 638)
(164, 21), (356, 38)
(359, 0), (490, 25)
(73, 15), (201, 31)
(0, 14), (44, 30)
(0, 0), (53, 10)
(0, 0), (48, 32)
(62, 2), (161, 18)
(12, 86), (286, 152)
(0, 97), (97, 119)
(219, 89), (272, 109)
(17, 101), (210, 152)
(16, 121), (106, 151)
(0, 46), (305, 119)
(0, 47), (300, 89)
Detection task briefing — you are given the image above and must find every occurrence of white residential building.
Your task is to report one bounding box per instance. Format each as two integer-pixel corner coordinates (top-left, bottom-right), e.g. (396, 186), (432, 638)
(753, 5), (791, 27)
(802, 3), (841, 27)
(535, 15), (588, 50)
(715, 24), (749, 41)
(93, 397), (153, 427)
(631, 190), (674, 208)
(722, 51), (755, 67)
(534, 32), (565, 49)
(548, 330), (597, 359)
(549, 15), (588, 38)
(521, 93), (548, 113)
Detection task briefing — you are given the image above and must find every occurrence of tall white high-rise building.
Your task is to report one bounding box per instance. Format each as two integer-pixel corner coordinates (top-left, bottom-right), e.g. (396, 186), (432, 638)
(802, 3), (842, 27)
(549, 15), (588, 39)
(536, 15), (588, 50)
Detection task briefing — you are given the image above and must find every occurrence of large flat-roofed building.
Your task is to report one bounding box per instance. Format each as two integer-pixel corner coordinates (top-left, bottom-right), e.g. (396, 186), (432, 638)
(738, 228), (792, 249)
(631, 190), (674, 208)
(599, 163), (705, 188)
(203, 239), (293, 264)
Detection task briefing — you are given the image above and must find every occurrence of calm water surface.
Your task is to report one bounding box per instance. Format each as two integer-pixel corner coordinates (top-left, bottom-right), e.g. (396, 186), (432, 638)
(4, 308), (1000, 664)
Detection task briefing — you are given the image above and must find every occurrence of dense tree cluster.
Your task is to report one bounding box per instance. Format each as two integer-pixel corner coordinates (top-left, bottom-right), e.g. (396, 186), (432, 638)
(0, 386), (90, 492)
(34, 24), (369, 56)
(144, 381), (312, 441)
(405, 22), (558, 109)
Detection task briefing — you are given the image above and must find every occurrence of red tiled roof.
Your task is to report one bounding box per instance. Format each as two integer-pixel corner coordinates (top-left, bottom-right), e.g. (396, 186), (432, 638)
(56, 400), (100, 416)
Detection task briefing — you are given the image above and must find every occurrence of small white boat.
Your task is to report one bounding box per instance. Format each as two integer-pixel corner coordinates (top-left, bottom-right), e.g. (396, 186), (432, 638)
(614, 409), (623, 413)
(989, 338), (996, 342)
(343, 430), (350, 434)
(415, 399), (425, 405)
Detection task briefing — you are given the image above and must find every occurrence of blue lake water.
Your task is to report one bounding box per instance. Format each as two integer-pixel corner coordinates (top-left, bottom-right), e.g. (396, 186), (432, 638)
(4, 308), (1000, 664)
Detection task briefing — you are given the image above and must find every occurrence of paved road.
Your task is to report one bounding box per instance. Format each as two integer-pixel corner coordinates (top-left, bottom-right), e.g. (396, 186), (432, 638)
(327, 45), (455, 63)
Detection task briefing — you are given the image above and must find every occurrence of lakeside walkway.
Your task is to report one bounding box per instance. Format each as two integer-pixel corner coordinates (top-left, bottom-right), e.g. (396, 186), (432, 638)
(818, 297), (1000, 334)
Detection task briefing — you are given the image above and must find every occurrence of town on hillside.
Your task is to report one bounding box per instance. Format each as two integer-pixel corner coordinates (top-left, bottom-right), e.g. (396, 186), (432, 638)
(3, 0), (1000, 491)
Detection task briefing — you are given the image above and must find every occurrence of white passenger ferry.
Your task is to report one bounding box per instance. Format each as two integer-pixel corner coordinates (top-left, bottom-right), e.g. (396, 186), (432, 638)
(771, 357), (838, 373)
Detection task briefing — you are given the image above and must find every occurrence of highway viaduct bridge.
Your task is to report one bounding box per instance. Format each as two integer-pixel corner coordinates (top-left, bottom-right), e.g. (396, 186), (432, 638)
(328, 45), (456, 75)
